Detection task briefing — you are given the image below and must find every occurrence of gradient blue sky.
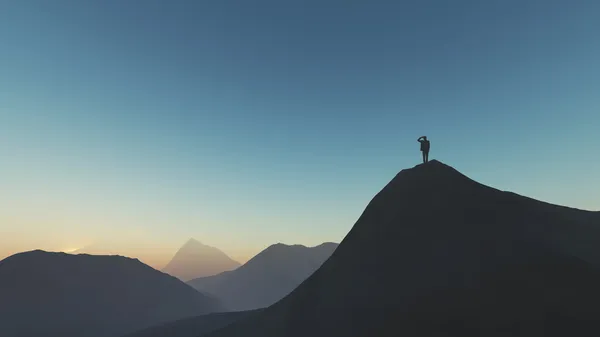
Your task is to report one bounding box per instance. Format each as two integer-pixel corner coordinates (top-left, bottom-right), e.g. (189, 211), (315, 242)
(1, 0), (599, 267)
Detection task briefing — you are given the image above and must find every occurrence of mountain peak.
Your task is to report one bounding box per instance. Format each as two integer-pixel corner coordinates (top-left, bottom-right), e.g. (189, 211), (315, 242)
(0, 249), (222, 337)
(186, 237), (202, 245)
(314, 242), (339, 248)
(267, 243), (304, 250)
(201, 161), (600, 337)
(188, 242), (339, 311)
(181, 238), (205, 248)
(162, 240), (240, 281)
(1, 249), (139, 266)
(396, 159), (468, 182)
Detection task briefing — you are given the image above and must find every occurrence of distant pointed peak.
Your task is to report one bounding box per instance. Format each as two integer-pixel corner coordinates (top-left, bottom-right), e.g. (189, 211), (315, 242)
(178, 238), (214, 252)
(184, 238), (204, 246)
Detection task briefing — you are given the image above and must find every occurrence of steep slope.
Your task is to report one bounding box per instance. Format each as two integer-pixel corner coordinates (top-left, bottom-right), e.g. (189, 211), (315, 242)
(121, 310), (262, 337)
(162, 239), (240, 282)
(0, 250), (223, 337)
(187, 242), (338, 311)
(203, 160), (600, 337)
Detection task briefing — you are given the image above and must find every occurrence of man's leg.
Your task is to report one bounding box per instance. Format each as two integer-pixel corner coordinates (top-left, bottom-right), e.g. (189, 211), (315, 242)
(425, 151), (429, 163)
(422, 152), (426, 164)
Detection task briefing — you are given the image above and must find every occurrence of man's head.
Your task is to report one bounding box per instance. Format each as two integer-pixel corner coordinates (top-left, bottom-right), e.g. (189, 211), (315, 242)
(423, 136), (428, 140)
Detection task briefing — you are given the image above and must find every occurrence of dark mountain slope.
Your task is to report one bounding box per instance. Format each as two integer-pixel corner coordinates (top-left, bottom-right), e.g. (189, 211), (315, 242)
(162, 239), (240, 281)
(0, 250), (223, 337)
(121, 310), (262, 337)
(203, 160), (600, 337)
(188, 242), (338, 311)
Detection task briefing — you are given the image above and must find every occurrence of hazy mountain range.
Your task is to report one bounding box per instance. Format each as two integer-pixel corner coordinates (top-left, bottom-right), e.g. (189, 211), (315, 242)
(188, 242), (338, 311)
(0, 250), (222, 337)
(162, 239), (241, 282)
(3, 160), (599, 337)
(0, 240), (338, 337)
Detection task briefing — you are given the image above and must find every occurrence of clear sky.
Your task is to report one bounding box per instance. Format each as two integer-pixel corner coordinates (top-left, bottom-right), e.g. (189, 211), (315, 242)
(1, 0), (599, 268)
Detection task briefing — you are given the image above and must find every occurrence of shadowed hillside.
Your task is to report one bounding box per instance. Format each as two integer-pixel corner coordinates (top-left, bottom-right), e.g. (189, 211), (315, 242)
(162, 239), (240, 282)
(188, 242), (338, 311)
(121, 310), (262, 337)
(0, 251), (223, 337)
(200, 160), (600, 337)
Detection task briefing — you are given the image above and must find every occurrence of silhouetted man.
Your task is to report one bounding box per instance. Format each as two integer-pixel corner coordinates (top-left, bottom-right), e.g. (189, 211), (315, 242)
(417, 136), (430, 163)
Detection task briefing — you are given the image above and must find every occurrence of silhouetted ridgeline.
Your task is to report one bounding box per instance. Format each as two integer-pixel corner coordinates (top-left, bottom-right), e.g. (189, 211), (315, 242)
(0, 250), (223, 337)
(188, 242), (338, 311)
(197, 160), (600, 337)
